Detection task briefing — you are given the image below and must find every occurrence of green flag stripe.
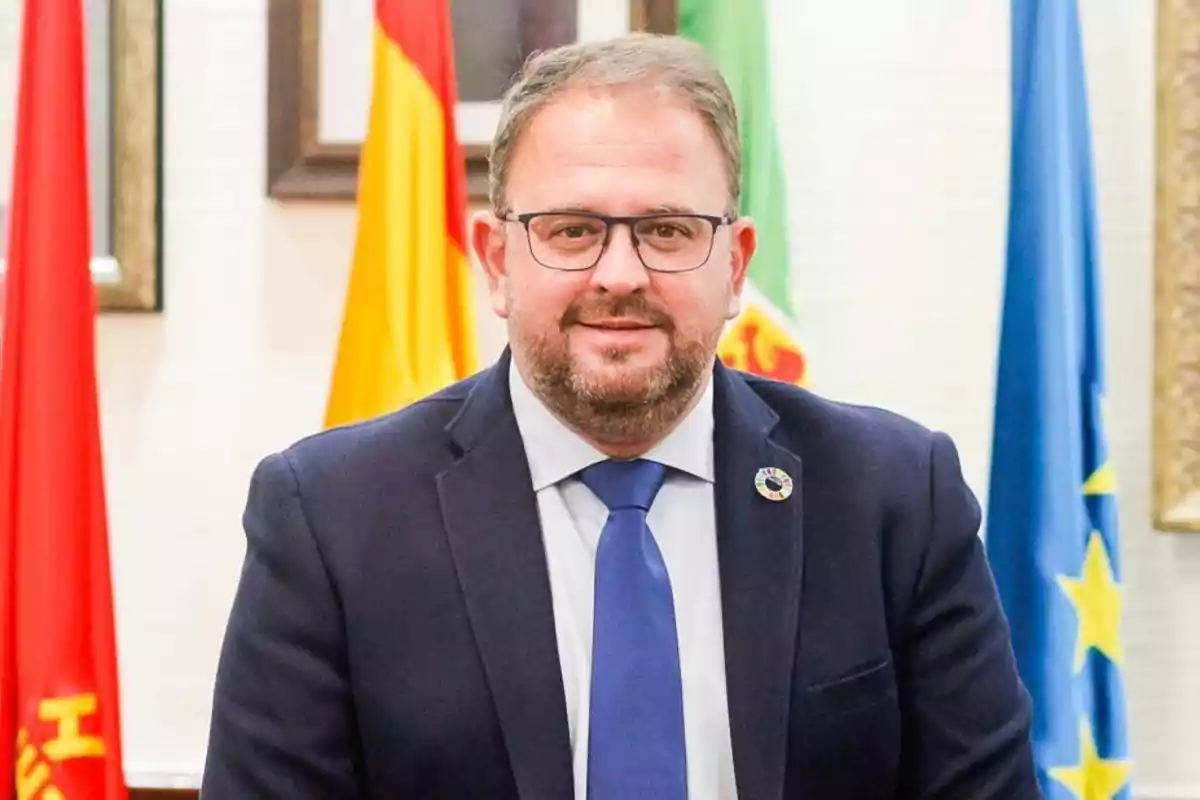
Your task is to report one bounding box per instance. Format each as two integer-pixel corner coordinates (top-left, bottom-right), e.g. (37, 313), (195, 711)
(679, 0), (795, 321)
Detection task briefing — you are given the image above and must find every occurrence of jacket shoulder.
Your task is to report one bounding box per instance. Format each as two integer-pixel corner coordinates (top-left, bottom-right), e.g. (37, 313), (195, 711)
(274, 371), (484, 483)
(739, 372), (946, 469)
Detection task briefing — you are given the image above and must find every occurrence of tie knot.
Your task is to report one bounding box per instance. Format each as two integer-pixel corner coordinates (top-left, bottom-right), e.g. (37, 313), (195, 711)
(579, 459), (667, 512)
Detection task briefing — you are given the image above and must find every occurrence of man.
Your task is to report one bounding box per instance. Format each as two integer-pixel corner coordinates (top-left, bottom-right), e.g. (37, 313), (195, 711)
(201, 33), (1041, 799)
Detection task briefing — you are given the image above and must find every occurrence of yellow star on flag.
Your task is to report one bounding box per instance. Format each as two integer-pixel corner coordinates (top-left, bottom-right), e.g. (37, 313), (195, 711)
(1083, 462), (1116, 495)
(1056, 530), (1124, 671)
(1048, 718), (1131, 799)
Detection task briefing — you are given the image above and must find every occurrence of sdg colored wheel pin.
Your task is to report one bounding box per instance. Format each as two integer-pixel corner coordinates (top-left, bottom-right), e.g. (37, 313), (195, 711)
(754, 467), (793, 501)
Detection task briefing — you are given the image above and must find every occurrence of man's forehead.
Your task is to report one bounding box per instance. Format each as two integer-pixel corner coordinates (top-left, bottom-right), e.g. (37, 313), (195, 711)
(522, 84), (711, 145)
(504, 87), (729, 208)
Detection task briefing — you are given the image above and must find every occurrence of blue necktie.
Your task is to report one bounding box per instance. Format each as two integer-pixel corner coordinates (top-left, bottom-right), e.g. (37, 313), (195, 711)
(579, 458), (687, 800)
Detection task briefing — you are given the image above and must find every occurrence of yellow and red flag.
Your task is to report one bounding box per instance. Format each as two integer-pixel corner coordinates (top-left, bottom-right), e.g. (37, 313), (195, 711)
(0, 1), (128, 798)
(323, 0), (477, 428)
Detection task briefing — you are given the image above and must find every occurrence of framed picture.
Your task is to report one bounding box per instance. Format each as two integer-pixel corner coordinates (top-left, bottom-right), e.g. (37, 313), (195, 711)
(1153, 0), (1200, 532)
(0, 0), (162, 311)
(266, 0), (678, 202)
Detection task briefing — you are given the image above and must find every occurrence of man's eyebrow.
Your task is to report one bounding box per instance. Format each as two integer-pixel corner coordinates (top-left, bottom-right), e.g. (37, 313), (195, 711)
(540, 203), (598, 214)
(642, 204), (700, 215)
(522, 203), (705, 215)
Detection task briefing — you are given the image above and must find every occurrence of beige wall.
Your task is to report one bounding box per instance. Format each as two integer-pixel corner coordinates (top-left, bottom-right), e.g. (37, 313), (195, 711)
(61, 0), (1200, 795)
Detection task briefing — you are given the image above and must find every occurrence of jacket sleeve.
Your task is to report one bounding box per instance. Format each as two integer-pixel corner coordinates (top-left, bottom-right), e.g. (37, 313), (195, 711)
(200, 452), (362, 799)
(895, 431), (1043, 799)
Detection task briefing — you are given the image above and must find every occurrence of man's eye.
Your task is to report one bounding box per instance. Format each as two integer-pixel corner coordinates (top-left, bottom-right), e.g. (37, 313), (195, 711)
(553, 226), (595, 238)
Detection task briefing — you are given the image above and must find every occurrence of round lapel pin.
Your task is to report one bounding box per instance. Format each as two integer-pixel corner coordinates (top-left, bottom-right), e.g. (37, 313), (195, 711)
(754, 466), (793, 501)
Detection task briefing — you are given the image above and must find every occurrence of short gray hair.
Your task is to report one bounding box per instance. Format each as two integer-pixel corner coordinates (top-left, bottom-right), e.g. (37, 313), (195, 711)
(487, 32), (741, 214)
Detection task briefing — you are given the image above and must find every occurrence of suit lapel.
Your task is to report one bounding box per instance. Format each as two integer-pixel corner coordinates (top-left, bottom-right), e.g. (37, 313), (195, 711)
(713, 365), (805, 800)
(437, 352), (574, 800)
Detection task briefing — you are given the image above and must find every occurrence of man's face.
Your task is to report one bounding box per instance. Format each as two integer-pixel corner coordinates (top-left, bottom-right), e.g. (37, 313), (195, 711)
(472, 84), (756, 445)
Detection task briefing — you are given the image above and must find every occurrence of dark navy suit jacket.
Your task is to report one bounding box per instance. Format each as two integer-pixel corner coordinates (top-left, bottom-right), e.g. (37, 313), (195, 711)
(200, 351), (1041, 799)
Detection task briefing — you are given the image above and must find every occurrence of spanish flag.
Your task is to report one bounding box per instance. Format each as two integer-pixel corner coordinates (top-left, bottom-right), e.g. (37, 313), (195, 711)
(323, 0), (477, 428)
(0, 1), (127, 798)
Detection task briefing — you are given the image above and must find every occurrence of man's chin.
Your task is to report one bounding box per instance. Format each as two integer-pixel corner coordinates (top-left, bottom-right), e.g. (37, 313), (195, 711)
(571, 335), (666, 368)
(570, 363), (671, 405)
(521, 338), (711, 445)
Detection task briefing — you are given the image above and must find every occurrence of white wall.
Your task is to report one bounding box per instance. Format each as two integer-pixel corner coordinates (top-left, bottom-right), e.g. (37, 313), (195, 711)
(770, 3), (1200, 798)
(85, 0), (1199, 796)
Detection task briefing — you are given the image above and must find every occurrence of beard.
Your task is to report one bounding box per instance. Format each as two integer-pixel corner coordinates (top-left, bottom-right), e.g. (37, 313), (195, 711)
(512, 292), (720, 446)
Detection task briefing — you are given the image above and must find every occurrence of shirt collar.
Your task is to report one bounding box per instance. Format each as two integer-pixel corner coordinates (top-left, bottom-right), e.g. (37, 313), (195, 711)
(508, 358), (715, 491)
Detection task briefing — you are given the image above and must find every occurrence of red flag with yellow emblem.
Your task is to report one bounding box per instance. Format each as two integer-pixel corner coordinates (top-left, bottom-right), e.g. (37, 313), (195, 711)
(0, 1), (127, 798)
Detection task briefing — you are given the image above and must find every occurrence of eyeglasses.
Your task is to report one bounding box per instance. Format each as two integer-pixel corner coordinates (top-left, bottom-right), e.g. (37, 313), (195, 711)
(503, 210), (736, 273)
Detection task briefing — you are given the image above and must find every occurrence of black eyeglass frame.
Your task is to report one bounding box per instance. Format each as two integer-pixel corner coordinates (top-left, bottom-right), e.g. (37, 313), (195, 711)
(502, 210), (738, 273)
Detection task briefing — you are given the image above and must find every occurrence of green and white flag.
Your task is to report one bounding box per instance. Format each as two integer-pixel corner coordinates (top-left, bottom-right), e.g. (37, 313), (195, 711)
(679, 0), (809, 385)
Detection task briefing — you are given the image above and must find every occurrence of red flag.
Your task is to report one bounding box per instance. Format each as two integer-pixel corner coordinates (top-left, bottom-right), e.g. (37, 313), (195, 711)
(0, 1), (128, 798)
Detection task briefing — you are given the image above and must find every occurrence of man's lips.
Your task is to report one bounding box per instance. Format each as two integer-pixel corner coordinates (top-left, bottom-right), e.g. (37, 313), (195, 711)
(577, 319), (658, 330)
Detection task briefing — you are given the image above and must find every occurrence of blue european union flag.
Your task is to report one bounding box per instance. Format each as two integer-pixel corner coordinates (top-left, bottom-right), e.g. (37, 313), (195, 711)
(985, 1), (1131, 798)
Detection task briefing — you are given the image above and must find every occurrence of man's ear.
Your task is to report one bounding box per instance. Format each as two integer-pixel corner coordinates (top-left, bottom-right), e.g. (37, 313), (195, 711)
(726, 216), (757, 319)
(470, 210), (511, 318)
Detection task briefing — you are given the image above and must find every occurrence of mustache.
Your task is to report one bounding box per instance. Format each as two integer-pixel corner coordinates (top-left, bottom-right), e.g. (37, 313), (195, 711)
(560, 295), (675, 331)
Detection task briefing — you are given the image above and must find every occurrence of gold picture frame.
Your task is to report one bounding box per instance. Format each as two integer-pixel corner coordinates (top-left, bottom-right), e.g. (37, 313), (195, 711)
(101, 0), (162, 310)
(1153, 0), (1200, 532)
(1, 0), (160, 310)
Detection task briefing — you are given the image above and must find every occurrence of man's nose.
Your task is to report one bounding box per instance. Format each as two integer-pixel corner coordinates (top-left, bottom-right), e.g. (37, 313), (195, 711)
(589, 225), (651, 294)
